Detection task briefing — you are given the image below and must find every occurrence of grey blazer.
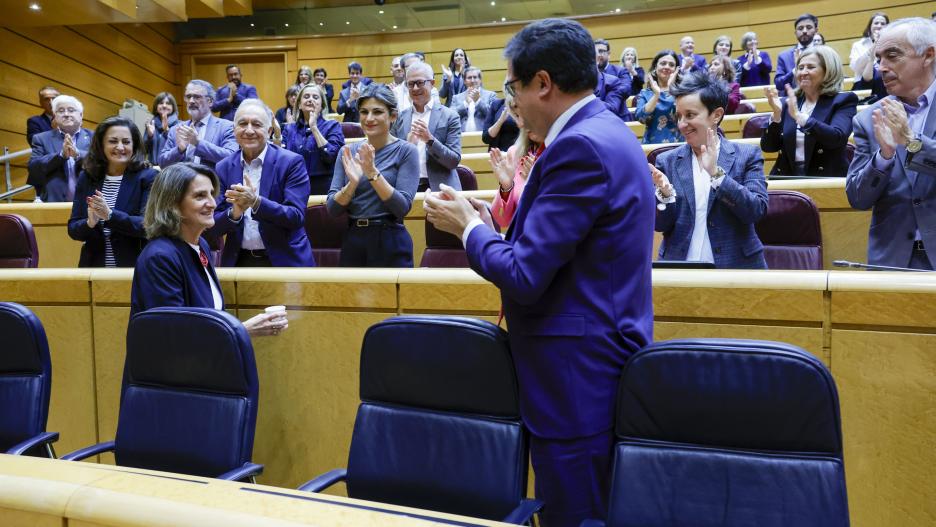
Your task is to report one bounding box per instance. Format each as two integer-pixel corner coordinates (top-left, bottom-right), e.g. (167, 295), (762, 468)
(157, 115), (237, 169)
(27, 128), (93, 202)
(390, 103), (462, 190)
(846, 97), (936, 268)
(452, 88), (497, 132)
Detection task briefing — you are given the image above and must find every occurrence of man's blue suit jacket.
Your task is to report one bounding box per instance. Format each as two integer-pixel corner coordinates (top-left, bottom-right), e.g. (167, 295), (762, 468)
(846, 97), (936, 268)
(654, 141), (769, 269)
(594, 72), (631, 121)
(157, 115), (237, 169)
(27, 127), (93, 202)
(211, 83), (259, 121)
(26, 114), (53, 146)
(465, 98), (655, 439)
(207, 145), (316, 267)
(390, 104), (463, 191)
(130, 236), (222, 317)
(775, 47), (797, 90)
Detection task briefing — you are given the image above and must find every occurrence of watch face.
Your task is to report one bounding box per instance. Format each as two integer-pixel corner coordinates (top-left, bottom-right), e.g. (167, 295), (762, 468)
(908, 139), (923, 153)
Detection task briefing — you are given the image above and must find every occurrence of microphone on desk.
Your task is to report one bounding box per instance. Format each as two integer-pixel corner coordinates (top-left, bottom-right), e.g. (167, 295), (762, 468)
(832, 260), (933, 273)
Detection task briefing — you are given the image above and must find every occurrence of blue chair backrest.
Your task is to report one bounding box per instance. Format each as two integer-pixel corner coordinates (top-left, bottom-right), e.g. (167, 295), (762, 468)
(607, 338), (848, 527)
(0, 302), (52, 451)
(118, 307), (259, 477)
(348, 315), (526, 520)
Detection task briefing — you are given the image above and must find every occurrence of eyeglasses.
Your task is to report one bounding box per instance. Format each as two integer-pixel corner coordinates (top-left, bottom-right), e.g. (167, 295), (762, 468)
(503, 77), (521, 98)
(55, 107), (79, 115)
(406, 79), (431, 90)
(184, 93), (207, 101)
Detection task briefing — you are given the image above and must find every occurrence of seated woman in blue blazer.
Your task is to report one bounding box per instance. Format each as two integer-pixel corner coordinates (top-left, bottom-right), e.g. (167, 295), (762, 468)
(650, 72), (769, 269)
(761, 45), (858, 178)
(130, 162), (287, 336)
(68, 116), (157, 268)
(283, 83), (345, 196)
(207, 98), (316, 268)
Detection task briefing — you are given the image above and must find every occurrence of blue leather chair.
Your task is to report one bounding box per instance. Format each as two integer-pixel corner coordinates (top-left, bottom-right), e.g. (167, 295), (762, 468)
(62, 307), (263, 481)
(583, 338), (849, 527)
(0, 302), (58, 456)
(299, 316), (542, 524)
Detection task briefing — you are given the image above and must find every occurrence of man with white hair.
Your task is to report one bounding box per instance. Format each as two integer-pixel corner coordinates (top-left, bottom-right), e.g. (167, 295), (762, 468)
(390, 61), (462, 190)
(205, 98), (315, 267)
(27, 94), (93, 202)
(847, 17), (936, 270)
(396, 52), (442, 113)
(159, 79), (237, 169)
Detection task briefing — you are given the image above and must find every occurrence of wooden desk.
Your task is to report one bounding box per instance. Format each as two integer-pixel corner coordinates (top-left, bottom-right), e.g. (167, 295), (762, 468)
(0, 454), (514, 526)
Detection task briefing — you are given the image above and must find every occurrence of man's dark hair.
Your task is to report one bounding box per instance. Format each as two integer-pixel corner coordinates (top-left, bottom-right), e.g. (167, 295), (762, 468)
(348, 61), (363, 73)
(504, 18), (597, 93)
(595, 38), (610, 50)
(794, 13), (818, 27)
(313, 67), (327, 78)
(226, 64), (239, 72)
(670, 71), (729, 121)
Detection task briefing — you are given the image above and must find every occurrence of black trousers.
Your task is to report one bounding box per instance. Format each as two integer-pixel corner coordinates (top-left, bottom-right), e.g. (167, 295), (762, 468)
(340, 221), (414, 268)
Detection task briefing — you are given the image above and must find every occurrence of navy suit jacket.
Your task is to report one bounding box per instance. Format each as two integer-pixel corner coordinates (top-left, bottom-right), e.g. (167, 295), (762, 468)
(775, 47), (797, 90)
(847, 97), (936, 267)
(336, 79), (374, 122)
(208, 145), (316, 267)
(594, 72), (632, 121)
(27, 128), (93, 202)
(26, 114), (53, 146)
(158, 115), (237, 169)
(600, 63), (625, 78)
(465, 98), (654, 439)
(481, 98), (520, 152)
(761, 91), (858, 178)
(130, 236), (222, 317)
(211, 83), (259, 121)
(390, 104), (463, 190)
(654, 141), (768, 268)
(681, 53), (707, 73)
(67, 167), (157, 267)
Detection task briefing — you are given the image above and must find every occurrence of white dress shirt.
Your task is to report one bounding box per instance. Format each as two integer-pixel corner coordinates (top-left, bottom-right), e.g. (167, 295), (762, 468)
(411, 100), (434, 181)
(188, 242), (223, 309)
(687, 144), (721, 263)
(239, 144), (269, 250)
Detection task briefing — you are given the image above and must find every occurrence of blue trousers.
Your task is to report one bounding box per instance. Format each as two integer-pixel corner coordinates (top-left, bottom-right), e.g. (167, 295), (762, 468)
(529, 429), (615, 527)
(339, 221), (413, 268)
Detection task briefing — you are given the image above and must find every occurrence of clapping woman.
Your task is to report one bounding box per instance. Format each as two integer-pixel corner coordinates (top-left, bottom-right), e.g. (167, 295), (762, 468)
(635, 50), (682, 144)
(69, 116), (156, 267)
(284, 83), (345, 196)
(144, 92), (178, 166)
(489, 95), (544, 226)
(439, 48), (470, 107)
(326, 84), (420, 267)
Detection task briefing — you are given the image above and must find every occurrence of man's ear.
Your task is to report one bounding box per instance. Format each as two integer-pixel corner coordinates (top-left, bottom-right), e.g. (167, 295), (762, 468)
(535, 70), (552, 97)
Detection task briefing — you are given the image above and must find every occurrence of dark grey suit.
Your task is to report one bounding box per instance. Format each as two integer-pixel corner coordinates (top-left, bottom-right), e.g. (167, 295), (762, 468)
(390, 103), (462, 190)
(846, 96), (936, 268)
(157, 115), (237, 169)
(27, 128), (93, 202)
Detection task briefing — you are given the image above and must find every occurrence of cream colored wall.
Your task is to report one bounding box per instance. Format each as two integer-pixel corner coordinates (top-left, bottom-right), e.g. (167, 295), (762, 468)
(1, 268), (935, 526)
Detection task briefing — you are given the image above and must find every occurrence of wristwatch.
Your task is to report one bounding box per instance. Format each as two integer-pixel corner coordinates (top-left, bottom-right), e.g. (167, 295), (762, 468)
(710, 166), (726, 182)
(367, 172), (380, 182)
(907, 136), (923, 154)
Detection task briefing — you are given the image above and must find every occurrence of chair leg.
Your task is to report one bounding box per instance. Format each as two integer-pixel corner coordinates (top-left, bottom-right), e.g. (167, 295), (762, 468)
(44, 443), (56, 459)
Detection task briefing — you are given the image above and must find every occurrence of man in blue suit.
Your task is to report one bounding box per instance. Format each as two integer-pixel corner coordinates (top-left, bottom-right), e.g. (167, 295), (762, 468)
(211, 64), (258, 121)
(159, 80), (238, 169)
(26, 86), (59, 146)
(678, 36), (708, 73)
(775, 13), (819, 90)
(207, 99), (315, 268)
(847, 17), (936, 270)
(594, 68), (632, 121)
(651, 72), (768, 269)
(595, 38), (624, 78)
(425, 18), (654, 527)
(336, 61), (374, 123)
(27, 95), (93, 202)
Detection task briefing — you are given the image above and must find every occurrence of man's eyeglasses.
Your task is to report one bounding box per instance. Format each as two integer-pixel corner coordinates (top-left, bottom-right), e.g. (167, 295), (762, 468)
(503, 77), (521, 98)
(184, 93), (207, 101)
(406, 79), (431, 90)
(55, 107), (79, 115)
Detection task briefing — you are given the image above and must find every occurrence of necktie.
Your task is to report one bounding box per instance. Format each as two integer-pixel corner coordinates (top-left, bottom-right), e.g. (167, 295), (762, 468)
(190, 121), (204, 164)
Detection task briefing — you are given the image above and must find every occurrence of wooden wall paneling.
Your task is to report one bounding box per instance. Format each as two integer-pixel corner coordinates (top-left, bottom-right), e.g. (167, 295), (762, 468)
(7, 26), (170, 101)
(0, 29), (161, 109)
(78, 24), (178, 83)
(111, 23), (178, 64)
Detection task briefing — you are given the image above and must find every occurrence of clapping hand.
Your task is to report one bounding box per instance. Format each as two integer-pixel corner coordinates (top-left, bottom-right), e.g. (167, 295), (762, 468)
(411, 119), (433, 143)
(469, 87), (480, 102)
(341, 146), (365, 185)
(175, 124), (197, 151)
(764, 85), (782, 120)
(873, 98), (913, 160)
(518, 153), (535, 180)
(227, 82), (237, 102)
(285, 108), (295, 124)
(648, 163), (673, 197)
(784, 84), (808, 127)
(86, 190), (111, 226)
(225, 172), (258, 219)
(681, 56), (693, 71)
(441, 64), (453, 79)
(648, 76), (661, 96)
(145, 120), (155, 137)
(62, 134), (78, 159)
(489, 148), (515, 189)
(357, 143), (378, 182)
(698, 128), (720, 177)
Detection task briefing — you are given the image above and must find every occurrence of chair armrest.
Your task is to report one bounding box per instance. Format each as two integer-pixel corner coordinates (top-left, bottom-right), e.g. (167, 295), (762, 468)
(218, 462), (263, 482)
(502, 498), (544, 525)
(297, 468), (347, 492)
(579, 520), (606, 527)
(60, 441), (116, 461)
(6, 432), (59, 456)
